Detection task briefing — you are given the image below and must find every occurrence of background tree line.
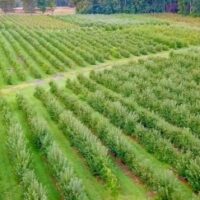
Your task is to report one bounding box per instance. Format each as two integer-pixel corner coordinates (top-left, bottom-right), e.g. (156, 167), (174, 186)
(73, 0), (200, 15)
(178, 0), (200, 15)
(0, 0), (68, 13)
(0, 0), (200, 15)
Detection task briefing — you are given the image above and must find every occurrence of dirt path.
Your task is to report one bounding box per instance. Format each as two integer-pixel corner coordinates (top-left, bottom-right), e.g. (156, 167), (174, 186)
(0, 46), (199, 96)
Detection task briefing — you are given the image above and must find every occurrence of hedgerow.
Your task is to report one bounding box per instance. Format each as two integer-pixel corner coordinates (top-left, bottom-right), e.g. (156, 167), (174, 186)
(49, 82), (197, 199)
(16, 94), (88, 200)
(34, 86), (118, 191)
(66, 77), (200, 192)
(0, 98), (47, 200)
(89, 69), (200, 156)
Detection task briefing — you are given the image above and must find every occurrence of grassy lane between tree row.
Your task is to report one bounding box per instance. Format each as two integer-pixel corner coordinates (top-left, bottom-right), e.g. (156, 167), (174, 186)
(1, 45), (200, 97)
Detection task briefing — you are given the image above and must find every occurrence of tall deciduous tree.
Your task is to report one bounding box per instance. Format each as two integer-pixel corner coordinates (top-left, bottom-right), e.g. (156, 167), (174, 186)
(37, 0), (56, 13)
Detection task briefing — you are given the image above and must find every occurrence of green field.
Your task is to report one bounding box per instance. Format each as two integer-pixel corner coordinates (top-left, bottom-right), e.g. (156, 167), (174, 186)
(0, 14), (200, 200)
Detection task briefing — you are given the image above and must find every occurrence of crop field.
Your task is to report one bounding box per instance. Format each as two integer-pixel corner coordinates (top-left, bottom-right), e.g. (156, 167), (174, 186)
(0, 14), (200, 200)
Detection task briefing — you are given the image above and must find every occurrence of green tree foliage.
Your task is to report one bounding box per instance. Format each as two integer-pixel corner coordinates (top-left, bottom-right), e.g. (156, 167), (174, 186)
(72, 0), (176, 14)
(72, 0), (200, 15)
(191, 0), (200, 16)
(178, 0), (190, 14)
(48, 0), (56, 12)
(0, 0), (200, 15)
(38, 0), (47, 12)
(178, 0), (200, 15)
(37, 0), (56, 13)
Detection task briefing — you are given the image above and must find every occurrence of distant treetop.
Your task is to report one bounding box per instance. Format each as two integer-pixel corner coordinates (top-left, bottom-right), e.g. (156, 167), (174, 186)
(0, 0), (200, 15)
(71, 0), (200, 15)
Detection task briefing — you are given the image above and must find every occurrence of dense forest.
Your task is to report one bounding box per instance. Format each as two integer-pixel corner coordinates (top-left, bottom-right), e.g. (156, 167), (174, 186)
(0, 0), (200, 15)
(72, 0), (200, 15)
